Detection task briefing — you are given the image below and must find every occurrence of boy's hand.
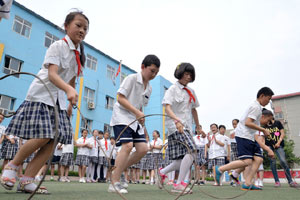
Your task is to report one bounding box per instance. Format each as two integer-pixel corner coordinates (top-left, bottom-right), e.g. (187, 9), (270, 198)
(263, 129), (270, 137)
(67, 87), (78, 106)
(136, 111), (145, 125)
(175, 121), (184, 133)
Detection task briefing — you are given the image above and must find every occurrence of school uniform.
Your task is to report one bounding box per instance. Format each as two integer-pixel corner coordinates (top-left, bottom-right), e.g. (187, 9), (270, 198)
(207, 133), (226, 169)
(162, 81), (199, 160)
(75, 137), (90, 166)
(255, 131), (264, 171)
(222, 135), (231, 164)
(193, 135), (208, 166)
(110, 72), (151, 146)
(0, 124), (6, 150)
(140, 142), (153, 170)
(88, 136), (99, 164)
(230, 129), (238, 161)
(150, 138), (163, 169)
(51, 144), (62, 164)
(162, 140), (171, 167)
(4, 35), (79, 144)
(1, 135), (19, 160)
(98, 138), (110, 167)
(0, 0), (13, 19)
(60, 139), (74, 166)
(109, 144), (118, 166)
(235, 100), (263, 160)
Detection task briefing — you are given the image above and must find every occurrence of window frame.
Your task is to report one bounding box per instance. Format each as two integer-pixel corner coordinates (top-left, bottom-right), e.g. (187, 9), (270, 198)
(86, 54), (98, 71)
(12, 15), (32, 38)
(106, 65), (115, 80)
(84, 87), (95, 103)
(44, 31), (59, 48)
(0, 94), (16, 115)
(3, 55), (23, 78)
(105, 96), (115, 110)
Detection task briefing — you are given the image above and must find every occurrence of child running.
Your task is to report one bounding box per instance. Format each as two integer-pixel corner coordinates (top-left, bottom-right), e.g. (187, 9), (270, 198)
(215, 87), (274, 190)
(158, 63), (200, 194)
(0, 11), (89, 193)
(108, 55), (160, 193)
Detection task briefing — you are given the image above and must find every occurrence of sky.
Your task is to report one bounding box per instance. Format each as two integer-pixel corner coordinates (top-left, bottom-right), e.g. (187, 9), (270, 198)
(16, 0), (300, 131)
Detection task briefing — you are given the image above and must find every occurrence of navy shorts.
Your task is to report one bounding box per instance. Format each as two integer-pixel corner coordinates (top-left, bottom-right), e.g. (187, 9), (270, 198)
(236, 137), (263, 160)
(113, 125), (146, 147)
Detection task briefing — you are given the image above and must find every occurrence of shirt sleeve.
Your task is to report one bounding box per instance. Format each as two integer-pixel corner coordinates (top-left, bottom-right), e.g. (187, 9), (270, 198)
(43, 41), (61, 68)
(191, 88), (200, 109)
(247, 105), (261, 121)
(162, 86), (175, 106)
(117, 74), (135, 98)
(276, 120), (284, 130)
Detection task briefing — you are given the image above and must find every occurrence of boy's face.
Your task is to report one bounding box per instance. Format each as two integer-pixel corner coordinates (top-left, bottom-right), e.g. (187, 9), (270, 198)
(210, 125), (218, 133)
(141, 64), (159, 82)
(219, 127), (226, 134)
(111, 139), (115, 145)
(260, 115), (272, 125)
(99, 134), (103, 139)
(232, 120), (238, 128)
(259, 95), (272, 106)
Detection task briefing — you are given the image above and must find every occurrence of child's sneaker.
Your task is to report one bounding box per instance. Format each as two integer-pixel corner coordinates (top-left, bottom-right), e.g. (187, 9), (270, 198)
(241, 183), (262, 191)
(171, 182), (192, 194)
(229, 172), (240, 185)
(274, 181), (281, 187)
(157, 168), (167, 189)
(215, 166), (222, 185)
(108, 182), (128, 194)
(289, 182), (299, 188)
(66, 177), (71, 183)
(50, 176), (54, 181)
(121, 180), (129, 189)
(258, 179), (263, 187)
(0, 163), (19, 190)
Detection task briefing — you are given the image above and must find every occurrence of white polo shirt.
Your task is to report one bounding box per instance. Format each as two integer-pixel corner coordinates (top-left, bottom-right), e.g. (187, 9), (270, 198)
(110, 144), (118, 159)
(0, 0), (13, 19)
(150, 137), (163, 153)
(162, 81), (199, 135)
(110, 72), (151, 133)
(193, 135), (208, 149)
(229, 129), (236, 143)
(235, 100), (262, 142)
(54, 143), (62, 156)
(76, 137), (90, 156)
(62, 140), (74, 154)
(208, 133), (226, 159)
(222, 135), (231, 156)
(99, 139), (110, 157)
(88, 137), (99, 157)
(25, 35), (81, 110)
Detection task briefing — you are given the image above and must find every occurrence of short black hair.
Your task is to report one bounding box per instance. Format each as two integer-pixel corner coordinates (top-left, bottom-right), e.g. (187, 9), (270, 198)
(174, 63), (195, 82)
(257, 87), (274, 98)
(98, 130), (104, 135)
(81, 129), (88, 133)
(219, 125), (226, 130)
(142, 55), (160, 68)
(153, 130), (160, 137)
(232, 119), (239, 123)
(262, 108), (273, 116)
(210, 123), (218, 129)
(110, 137), (115, 140)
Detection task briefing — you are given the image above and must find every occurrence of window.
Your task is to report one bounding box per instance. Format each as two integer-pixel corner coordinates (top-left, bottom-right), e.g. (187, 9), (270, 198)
(3, 56), (23, 78)
(44, 32), (59, 48)
(104, 123), (113, 135)
(275, 112), (283, 119)
(105, 96), (114, 110)
(12, 15), (32, 38)
(86, 54), (97, 71)
(0, 95), (15, 115)
(84, 87), (95, 103)
(120, 72), (126, 83)
(80, 118), (93, 132)
(106, 65), (115, 80)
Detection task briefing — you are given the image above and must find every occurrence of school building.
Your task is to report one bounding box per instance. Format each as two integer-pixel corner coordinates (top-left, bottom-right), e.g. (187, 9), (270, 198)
(272, 92), (300, 157)
(0, 1), (172, 140)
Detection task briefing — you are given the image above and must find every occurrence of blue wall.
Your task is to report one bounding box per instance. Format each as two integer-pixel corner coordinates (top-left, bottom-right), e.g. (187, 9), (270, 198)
(0, 2), (172, 140)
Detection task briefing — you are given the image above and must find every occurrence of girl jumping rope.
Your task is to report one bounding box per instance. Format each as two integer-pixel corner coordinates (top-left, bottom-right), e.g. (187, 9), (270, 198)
(0, 11), (89, 194)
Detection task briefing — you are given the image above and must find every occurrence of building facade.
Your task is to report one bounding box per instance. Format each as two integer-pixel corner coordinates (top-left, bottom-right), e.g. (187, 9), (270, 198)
(272, 92), (300, 157)
(0, 2), (172, 140)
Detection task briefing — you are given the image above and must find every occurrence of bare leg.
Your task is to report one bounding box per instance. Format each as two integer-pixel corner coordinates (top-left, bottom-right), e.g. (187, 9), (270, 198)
(244, 157), (263, 186)
(78, 166), (82, 179)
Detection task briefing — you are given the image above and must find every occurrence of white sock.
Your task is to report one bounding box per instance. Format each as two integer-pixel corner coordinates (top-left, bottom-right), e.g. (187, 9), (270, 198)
(177, 154), (193, 184)
(161, 160), (181, 175)
(103, 167), (108, 178)
(232, 170), (239, 178)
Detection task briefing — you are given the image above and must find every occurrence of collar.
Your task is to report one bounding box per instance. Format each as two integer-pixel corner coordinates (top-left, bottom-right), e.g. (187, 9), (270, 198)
(137, 72), (150, 91)
(175, 81), (185, 89)
(64, 35), (81, 54)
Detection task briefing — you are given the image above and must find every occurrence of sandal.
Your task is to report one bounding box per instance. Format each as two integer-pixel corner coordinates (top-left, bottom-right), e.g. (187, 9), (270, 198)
(17, 179), (50, 194)
(0, 165), (18, 190)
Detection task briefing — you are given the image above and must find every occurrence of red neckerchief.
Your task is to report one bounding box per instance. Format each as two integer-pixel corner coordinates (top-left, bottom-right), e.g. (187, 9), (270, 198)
(83, 137), (86, 144)
(197, 135), (200, 140)
(62, 38), (81, 77)
(105, 139), (108, 150)
(183, 87), (195, 103)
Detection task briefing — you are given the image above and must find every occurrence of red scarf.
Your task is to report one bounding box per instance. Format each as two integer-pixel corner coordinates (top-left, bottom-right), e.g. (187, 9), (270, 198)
(94, 139), (96, 148)
(197, 135), (200, 140)
(83, 137), (86, 144)
(105, 139), (108, 150)
(62, 38), (81, 77)
(183, 87), (195, 103)
(153, 139), (157, 147)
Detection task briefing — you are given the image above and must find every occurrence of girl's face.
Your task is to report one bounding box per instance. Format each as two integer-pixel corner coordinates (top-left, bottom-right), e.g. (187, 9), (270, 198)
(141, 64), (159, 82)
(82, 130), (88, 138)
(65, 14), (89, 47)
(104, 132), (109, 139)
(110, 139), (115, 145)
(232, 120), (238, 129)
(210, 125), (218, 134)
(93, 130), (99, 137)
(152, 131), (158, 139)
(179, 72), (192, 86)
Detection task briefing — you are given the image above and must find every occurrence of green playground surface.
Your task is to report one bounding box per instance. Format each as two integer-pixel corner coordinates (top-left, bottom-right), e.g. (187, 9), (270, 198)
(0, 181), (299, 200)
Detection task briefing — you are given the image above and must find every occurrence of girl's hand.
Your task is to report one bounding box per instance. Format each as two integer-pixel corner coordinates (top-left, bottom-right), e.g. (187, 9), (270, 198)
(67, 87), (78, 106)
(175, 121), (184, 133)
(274, 142), (280, 149)
(10, 139), (15, 144)
(135, 110), (145, 125)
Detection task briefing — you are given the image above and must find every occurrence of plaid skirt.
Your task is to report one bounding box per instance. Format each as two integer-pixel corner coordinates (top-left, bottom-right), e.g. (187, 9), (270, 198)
(60, 153), (74, 166)
(131, 160), (141, 169)
(151, 153), (163, 169)
(89, 156), (99, 164)
(231, 143), (238, 161)
(75, 154), (89, 166)
(196, 146), (207, 166)
(5, 101), (73, 144)
(140, 153), (153, 170)
(163, 150), (172, 166)
(0, 139), (18, 160)
(208, 157), (225, 170)
(167, 130), (197, 160)
(98, 156), (110, 167)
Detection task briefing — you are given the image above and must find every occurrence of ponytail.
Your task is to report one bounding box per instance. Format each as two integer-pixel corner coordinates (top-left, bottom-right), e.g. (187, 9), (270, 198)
(80, 42), (86, 67)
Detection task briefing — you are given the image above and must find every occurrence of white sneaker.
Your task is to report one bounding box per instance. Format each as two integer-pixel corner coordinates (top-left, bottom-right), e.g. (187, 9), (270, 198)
(82, 178), (86, 183)
(108, 182), (128, 194)
(121, 181), (128, 189)
(79, 178), (83, 183)
(254, 180), (259, 186)
(258, 179), (263, 187)
(60, 177), (66, 182)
